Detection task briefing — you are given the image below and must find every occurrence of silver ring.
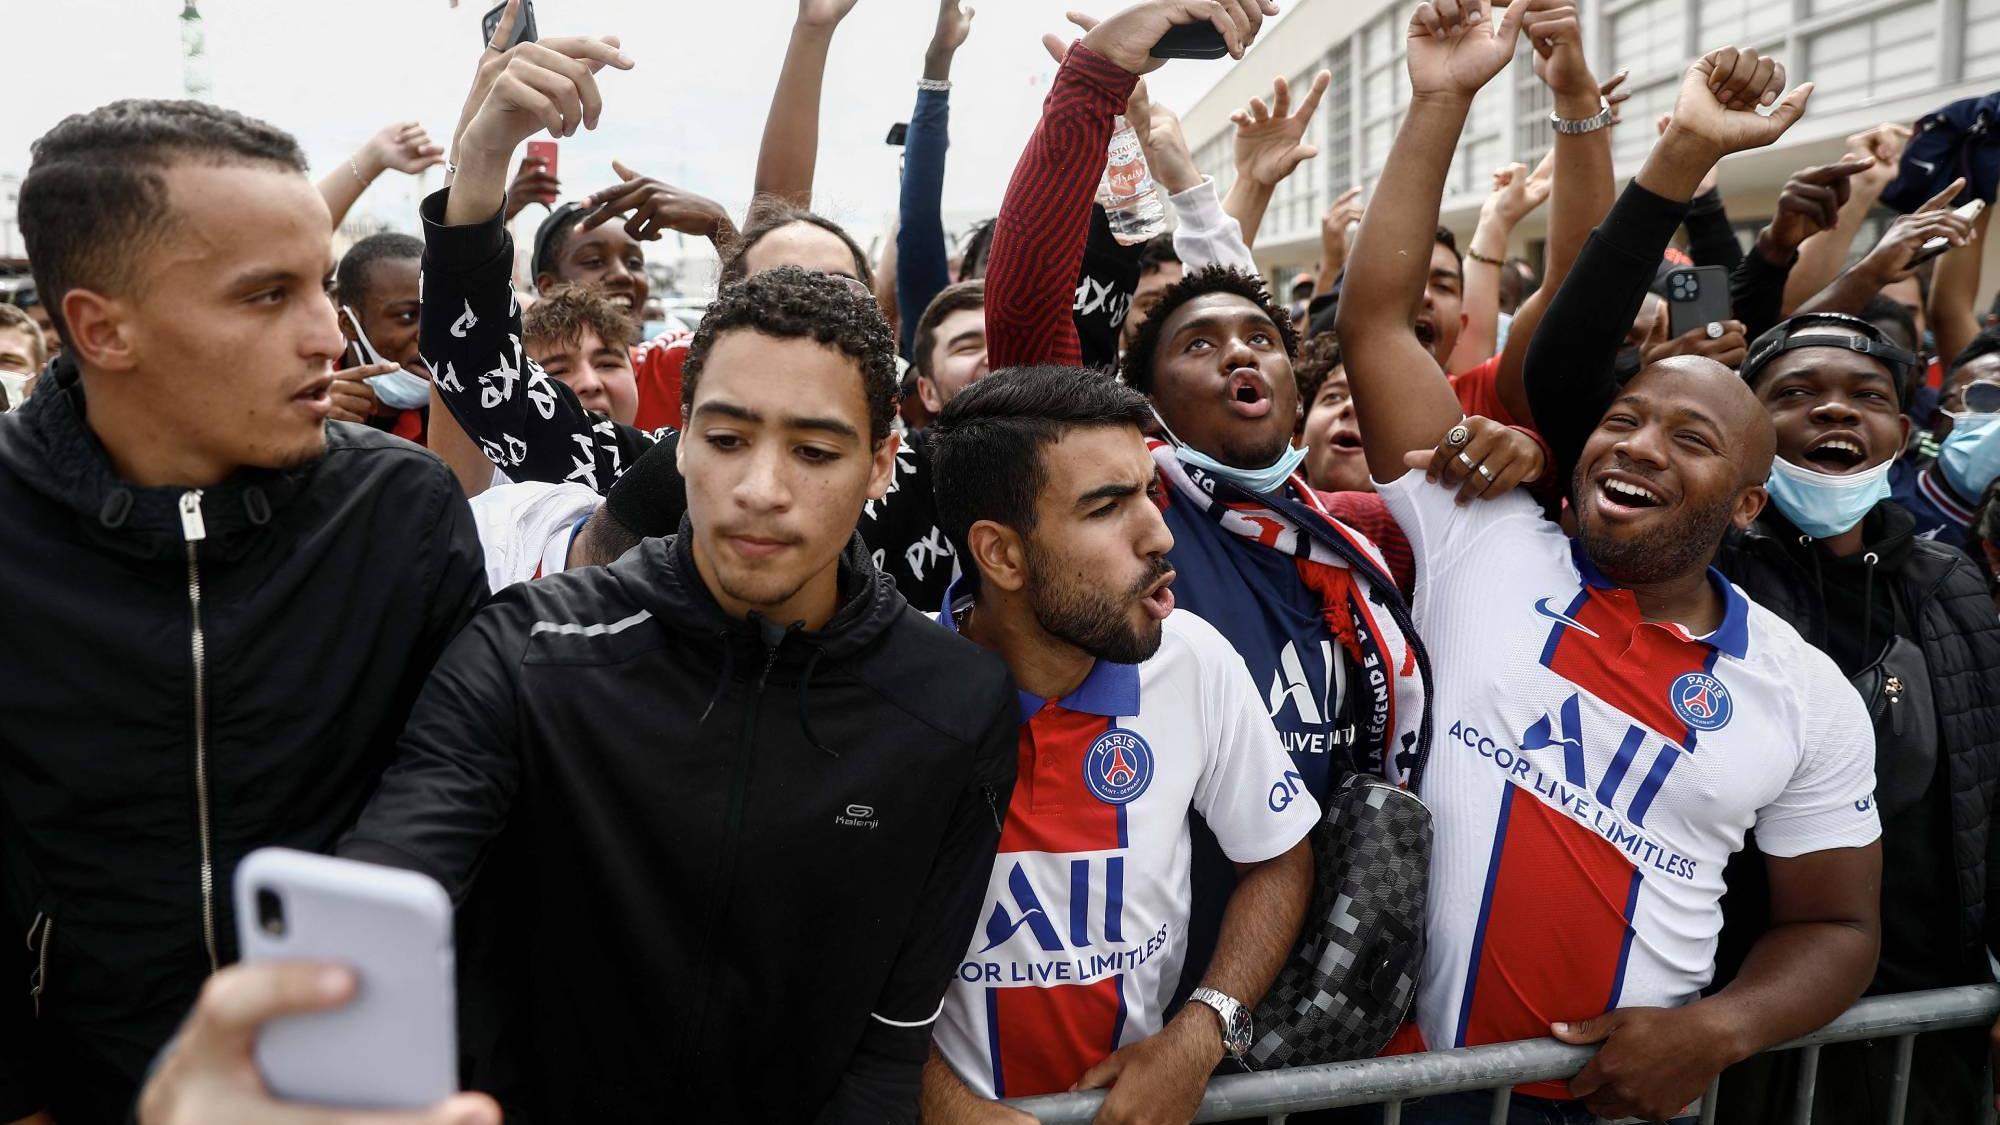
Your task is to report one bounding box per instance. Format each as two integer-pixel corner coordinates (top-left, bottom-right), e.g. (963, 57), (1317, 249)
(1477, 463), (1496, 482)
(1705, 321), (1724, 340)
(1446, 424), (1470, 449)
(1457, 451), (1477, 471)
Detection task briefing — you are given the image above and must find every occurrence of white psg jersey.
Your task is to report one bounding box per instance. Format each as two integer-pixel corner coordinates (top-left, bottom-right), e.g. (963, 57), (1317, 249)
(1376, 475), (1878, 1088)
(931, 610), (1318, 1100)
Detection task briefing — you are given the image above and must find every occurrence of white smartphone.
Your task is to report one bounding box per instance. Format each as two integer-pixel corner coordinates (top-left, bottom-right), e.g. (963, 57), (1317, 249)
(1907, 199), (1986, 270)
(233, 848), (458, 1109)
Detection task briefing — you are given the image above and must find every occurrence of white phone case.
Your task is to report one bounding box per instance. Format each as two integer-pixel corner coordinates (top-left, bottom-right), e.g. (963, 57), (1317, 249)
(233, 848), (457, 1109)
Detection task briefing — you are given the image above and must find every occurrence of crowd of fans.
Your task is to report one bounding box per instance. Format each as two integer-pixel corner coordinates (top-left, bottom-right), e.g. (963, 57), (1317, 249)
(4, 0), (2000, 1122)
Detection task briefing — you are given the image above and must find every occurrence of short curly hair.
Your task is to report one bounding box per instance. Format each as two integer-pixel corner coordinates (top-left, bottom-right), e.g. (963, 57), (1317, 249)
(524, 283), (638, 354)
(1118, 266), (1300, 395)
(681, 266), (899, 443)
(1292, 333), (1344, 435)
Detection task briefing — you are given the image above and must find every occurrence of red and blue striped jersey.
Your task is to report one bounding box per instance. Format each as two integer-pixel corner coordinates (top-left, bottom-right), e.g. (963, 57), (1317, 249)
(931, 610), (1319, 1099)
(1377, 475), (1879, 1099)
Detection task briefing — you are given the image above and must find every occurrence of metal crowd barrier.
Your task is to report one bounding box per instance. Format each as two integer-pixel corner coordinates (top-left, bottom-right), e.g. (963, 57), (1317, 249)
(1007, 984), (2000, 1124)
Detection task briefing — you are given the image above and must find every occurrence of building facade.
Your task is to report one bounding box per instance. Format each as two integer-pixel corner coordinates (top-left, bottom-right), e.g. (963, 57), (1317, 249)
(1179, 0), (2000, 306)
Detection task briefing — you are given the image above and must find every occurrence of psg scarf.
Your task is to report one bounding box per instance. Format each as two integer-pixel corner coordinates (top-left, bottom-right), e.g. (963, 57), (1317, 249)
(1150, 442), (1435, 786)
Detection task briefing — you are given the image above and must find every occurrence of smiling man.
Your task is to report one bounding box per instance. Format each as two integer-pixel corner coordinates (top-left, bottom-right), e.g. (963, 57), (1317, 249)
(1346, 12), (1888, 1122)
(0, 99), (488, 1123)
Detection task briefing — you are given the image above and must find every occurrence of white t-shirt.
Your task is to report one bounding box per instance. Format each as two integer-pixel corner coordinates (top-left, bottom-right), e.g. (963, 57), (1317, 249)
(932, 609), (1319, 1100)
(1375, 473), (1878, 1082)
(467, 480), (600, 590)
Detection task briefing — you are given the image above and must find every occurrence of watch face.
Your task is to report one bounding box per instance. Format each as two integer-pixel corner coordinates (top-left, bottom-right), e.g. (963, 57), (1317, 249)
(1224, 1005), (1253, 1054)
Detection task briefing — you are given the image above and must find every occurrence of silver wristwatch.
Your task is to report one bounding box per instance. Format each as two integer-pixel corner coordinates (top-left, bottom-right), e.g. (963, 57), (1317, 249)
(1188, 987), (1253, 1059)
(1549, 97), (1614, 136)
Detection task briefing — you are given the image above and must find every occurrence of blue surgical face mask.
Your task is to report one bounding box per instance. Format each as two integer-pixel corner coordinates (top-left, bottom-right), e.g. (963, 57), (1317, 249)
(342, 305), (431, 412)
(1152, 407), (1307, 496)
(1938, 412), (2000, 498)
(1765, 455), (1894, 539)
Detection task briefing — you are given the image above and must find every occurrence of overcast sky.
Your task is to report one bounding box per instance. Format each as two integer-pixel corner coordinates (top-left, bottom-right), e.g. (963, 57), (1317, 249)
(6, 1), (1297, 280)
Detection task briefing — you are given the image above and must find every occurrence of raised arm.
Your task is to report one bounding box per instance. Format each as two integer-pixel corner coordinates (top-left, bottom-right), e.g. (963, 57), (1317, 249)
(1487, 11), (1616, 421)
(1782, 123), (1911, 315)
(1143, 101), (1258, 272)
(1726, 156), (1876, 338)
(1931, 205), (1990, 369)
(753, 0), (862, 209)
(1794, 180), (1973, 319)
(1222, 70), (1331, 249)
(1525, 48), (1811, 480)
(1338, 0), (1529, 482)
(895, 1), (973, 359)
(432, 30), (657, 495)
(316, 121), (445, 231)
(1451, 156), (1550, 373)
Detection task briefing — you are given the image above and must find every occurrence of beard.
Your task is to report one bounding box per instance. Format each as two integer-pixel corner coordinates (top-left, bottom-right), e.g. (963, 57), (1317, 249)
(1026, 542), (1172, 665)
(1572, 459), (1736, 586)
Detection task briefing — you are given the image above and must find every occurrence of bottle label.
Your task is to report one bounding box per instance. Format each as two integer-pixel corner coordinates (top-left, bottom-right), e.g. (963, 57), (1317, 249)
(1104, 132), (1147, 204)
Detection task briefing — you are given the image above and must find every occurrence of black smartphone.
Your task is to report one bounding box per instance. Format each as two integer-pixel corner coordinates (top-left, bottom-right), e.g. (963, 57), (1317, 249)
(1150, 22), (1229, 60)
(885, 122), (909, 147)
(481, 0), (537, 50)
(1663, 265), (1732, 338)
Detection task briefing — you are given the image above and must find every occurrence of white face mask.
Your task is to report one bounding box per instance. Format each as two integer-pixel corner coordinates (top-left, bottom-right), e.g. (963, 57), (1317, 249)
(1764, 455), (1894, 539)
(342, 306), (430, 412)
(1149, 406), (1306, 496)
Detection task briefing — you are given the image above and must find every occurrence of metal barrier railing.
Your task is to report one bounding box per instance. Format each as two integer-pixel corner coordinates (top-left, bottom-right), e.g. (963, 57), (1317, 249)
(1007, 984), (2000, 1124)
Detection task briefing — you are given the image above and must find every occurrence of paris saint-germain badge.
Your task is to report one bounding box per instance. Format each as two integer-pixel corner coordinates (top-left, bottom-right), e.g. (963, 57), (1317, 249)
(1084, 728), (1154, 805)
(1670, 672), (1732, 732)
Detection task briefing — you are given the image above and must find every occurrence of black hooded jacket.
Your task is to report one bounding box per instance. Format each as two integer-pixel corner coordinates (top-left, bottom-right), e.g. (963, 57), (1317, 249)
(0, 360), (487, 1123)
(338, 522), (1018, 1123)
(1712, 503), (2000, 991)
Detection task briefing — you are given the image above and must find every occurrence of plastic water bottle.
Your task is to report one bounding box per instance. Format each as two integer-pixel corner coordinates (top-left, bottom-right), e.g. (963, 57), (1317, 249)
(1097, 115), (1166, 246)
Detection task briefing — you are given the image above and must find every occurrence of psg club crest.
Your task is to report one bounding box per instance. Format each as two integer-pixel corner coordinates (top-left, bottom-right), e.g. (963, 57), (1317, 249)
(1669, 672), (1732, 732)
(1084, 728), (1154, 806)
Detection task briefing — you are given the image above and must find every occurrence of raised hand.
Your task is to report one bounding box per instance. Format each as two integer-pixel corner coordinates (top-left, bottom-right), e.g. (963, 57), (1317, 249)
(365, 121), (446, 176)
(930, 0), (974, 56)
(1657, 113), (1720, 195)
(1483, 154), (1551, 227)
(1853, 177), (1976, 286)
(1762, 155), (1877, 257)
(1407, 0), (1529, 102)
(798, 0), (862, 31)
(579, 161), (737, 243)
(1663, 46), (1812, 162)
(502, 155), (562, 221)
(1231, 70), (1332, 188)
(459, 36), (635, 157)
(1319, 186), (1365, 273)
(1074, 0), (1280, 76)
(1847, 122), (1913, 193)
(1522, 2), (1594, 101)
(1142, 101), (1203, 194)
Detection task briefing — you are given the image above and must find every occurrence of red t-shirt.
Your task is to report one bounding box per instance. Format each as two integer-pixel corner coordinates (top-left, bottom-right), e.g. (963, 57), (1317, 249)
(631, 333), (692, 432)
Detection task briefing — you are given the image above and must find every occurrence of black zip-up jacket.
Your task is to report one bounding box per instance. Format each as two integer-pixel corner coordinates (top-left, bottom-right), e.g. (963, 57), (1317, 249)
(0, 360), (487, 1123)
(339, 523), (1018, 1123)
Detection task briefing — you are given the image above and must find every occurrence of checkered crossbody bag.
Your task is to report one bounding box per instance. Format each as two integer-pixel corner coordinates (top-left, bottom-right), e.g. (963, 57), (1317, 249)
(1243, 774), (1431, 1069)
(1243, 534), (1436, 1071)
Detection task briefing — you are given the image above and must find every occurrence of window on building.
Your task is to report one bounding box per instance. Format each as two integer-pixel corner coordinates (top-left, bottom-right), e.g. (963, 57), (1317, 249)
(1970, 0), (2000, 79)
(1696, 0), (1788, 46)
(1607, 0), (1689, 81)
(1325, 45), (1355, 197)
(1803, 1), (1937, 115)
(1513, 41), (1554, 170)
(1358, 8), (1407, 192)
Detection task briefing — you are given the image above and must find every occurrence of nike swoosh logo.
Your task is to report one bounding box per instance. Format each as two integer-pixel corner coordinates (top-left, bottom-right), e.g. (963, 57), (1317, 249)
(1911, 158), (1936, 174)
(1534, 598), (1602, 639)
